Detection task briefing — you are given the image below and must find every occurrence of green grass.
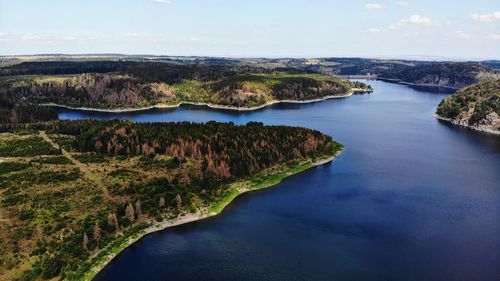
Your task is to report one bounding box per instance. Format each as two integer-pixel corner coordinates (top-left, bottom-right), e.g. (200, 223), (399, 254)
(207, 188), (241, 214)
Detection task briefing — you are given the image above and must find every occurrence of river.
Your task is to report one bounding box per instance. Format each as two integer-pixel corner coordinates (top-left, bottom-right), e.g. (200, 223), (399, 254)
(59, 81), (500, 281)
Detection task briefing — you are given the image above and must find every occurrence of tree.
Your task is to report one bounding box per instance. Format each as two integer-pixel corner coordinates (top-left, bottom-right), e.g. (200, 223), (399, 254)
(82, 232), (89, 252)
(40, 253), (62, 279)
(94, 222), (101, 241)
(135, 200), (142, 218)
(108, 212), (119, 231)
(175, 194), (182, 210)
(126, 203), (135, 223)
(9, 110), (18, 124)
(190, 195), (203, 212)
(218, 160), (231, 178)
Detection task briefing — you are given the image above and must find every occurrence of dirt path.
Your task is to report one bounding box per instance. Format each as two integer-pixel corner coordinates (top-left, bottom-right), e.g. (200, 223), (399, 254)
(39, 131), (111, 200)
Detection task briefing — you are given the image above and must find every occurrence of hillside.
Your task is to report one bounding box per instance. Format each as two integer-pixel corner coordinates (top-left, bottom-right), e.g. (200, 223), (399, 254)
(0, 120), (343, 280)
(379, 63), (500, 89)
(0, 70), (371, 113)
(436, 80), (500, 134)
(3, 57), (498, 91)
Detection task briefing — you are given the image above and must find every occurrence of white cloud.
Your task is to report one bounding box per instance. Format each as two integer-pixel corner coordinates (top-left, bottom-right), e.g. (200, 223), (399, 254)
(152, 0), (171, 4)
(21, 33), (40, 40)
(408, 15), (433, 25)
(367, 28), (382, 33)
(62, 35), (77, 41)
(490, 34), (500, 40)
(365, 3), (383, 9)
(452, 30), (469, 39)
(471, 12), (500, 22)
(389, 21), (407, 29)
(125, 32), (141, 37)
(397, 1), (409, 7)
(387, 15), (436, 30)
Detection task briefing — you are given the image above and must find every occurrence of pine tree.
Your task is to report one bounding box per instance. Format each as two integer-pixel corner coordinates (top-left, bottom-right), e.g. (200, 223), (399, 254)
(108, 212), (119, 231)
(94, 222), (101, 241)
(175, 194), (182, 210)
(135, 200), (142, 218)
(83, 232), (89, 251)
(126, 203), (135, 223)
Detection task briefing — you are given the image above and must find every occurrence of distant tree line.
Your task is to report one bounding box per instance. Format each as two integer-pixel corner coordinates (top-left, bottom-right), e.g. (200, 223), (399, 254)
(379, 62), (493, 88)
(0, 61), (269, 81)
(0, 61), (141, 76)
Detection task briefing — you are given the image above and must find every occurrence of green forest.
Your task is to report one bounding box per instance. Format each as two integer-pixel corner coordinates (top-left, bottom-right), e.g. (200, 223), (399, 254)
(0, 67), (371, 110)
(379, 62), (499, 89)
(0, 120), (343, 280)
(436, 79), (500, 126)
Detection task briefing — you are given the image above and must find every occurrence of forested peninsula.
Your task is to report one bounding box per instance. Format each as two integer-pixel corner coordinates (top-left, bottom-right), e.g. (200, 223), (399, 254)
(436, 79), (500, 134)
(0, 63), (372, 118)
(0, 120), (343, 280)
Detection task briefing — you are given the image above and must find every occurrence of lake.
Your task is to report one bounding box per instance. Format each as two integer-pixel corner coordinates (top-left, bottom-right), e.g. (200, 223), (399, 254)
(60, 81), (500, 281)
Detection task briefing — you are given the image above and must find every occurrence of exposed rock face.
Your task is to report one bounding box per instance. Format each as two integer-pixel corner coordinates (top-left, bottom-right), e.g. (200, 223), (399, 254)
(475, 112), (500, 133)
(436, 80), (500, 134)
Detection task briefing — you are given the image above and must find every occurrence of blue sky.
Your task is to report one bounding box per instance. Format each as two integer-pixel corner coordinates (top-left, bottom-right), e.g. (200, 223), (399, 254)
(0, 0), (499, 59)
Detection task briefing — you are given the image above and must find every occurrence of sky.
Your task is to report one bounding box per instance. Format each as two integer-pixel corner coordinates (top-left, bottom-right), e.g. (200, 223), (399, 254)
(0, 0), (499, 59)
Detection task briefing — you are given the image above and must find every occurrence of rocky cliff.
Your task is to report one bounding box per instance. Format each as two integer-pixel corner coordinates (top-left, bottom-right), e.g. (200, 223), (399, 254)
(436, 80), (500, 134)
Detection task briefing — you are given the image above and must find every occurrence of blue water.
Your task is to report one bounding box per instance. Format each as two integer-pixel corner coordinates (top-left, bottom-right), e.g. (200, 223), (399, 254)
(61, 81), (500, 281)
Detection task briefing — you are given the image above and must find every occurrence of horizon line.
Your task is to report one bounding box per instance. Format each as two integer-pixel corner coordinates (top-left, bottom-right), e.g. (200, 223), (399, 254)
(1, 53), (499, 62)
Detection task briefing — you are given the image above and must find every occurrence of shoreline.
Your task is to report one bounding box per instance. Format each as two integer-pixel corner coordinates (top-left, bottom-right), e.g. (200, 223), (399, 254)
(42, 89), (371, 114)
(82, 150), (342, 281)
(434, 114), (500, 135)
(377, 78), (460, 91)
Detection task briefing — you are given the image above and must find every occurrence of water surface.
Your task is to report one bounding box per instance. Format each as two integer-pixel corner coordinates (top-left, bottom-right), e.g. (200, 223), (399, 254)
(61, 81), (500, 281)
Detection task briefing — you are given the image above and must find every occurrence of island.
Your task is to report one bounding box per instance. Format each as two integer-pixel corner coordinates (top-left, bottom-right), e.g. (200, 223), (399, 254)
(0, 120), (343, 280)
(436, 79), (500, 134)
